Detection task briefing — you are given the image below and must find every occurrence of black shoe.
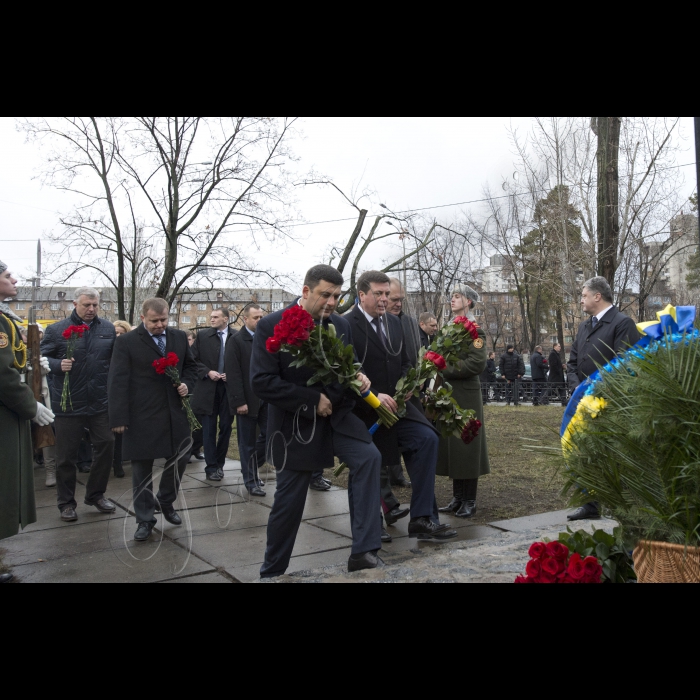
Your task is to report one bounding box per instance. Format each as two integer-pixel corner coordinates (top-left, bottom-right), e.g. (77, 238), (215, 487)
(348, 552), (385, 573)
(193, 453), (205, 461)
(439, 498), (463, 514)
(567, 505), (601, 522)
(161, 510), (182, 526)
(310, 477), (331, 492)
(85, 498), (116, 514)
(385, 506), (410, 527)
(77, 465), (91, 474)
(60, 508), (78, 523)
(134, 523), (154, 542)
(408, 518), (458, 542)
(155, 502), (162, 514)
(381, 528), (393, 544)
(456, 500), (477, 519)
(0, 574), (13, 584)
(206, 472), (223, 482)
(217, 468), (225, 479)
(113, 463), (125, 479)
(249, 486), (267, 498)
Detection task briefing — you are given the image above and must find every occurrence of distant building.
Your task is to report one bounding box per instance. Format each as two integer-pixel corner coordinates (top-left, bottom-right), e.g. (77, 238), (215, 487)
(13, 286), (296, 330)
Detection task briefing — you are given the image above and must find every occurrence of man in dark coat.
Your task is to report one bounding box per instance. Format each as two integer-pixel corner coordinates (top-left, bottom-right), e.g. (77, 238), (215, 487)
(567, 276), (641, 522)
(349, 271), (457, 543)
(190, 308), (236, 481)
(108, 298), (199, 542)
(419, 313), (438, 350)
(530, 346), (549, 406)
(226, 304), (267, 497)
(251, 265), (383, 577)
(0, 261), (55, 584)
(548, 343), (567, 406)
(41, 287), (116, 522)
(500, 345), (525, 406)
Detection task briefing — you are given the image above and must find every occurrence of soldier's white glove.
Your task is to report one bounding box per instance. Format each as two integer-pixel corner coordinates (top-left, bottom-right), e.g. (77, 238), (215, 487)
(40, 357), (51, 376)
(33, 402), (55, 427)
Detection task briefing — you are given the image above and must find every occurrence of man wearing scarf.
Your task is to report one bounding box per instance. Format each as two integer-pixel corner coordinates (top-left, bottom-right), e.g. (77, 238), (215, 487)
(0, 260), (55, 584)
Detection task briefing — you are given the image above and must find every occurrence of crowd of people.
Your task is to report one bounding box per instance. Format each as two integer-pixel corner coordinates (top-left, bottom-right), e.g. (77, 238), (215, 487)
(1, 251), (640, 581)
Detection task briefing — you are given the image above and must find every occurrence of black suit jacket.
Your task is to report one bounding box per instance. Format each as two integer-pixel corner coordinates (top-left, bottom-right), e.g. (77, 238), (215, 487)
(190, 327), (236, 416)
(548, 351), (565, 384)
(225, 329), (262, 418)
(108, 325), (198, 461)
(250, 304), (371, 473)
(568, 306), (641, 388)
(349, 305), (437, 466)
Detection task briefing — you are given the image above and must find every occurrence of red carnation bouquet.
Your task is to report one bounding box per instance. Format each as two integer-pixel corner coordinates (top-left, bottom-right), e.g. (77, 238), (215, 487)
(60, 324), (90, 412)
(267, 306), (398, 428)
(153, 352), (201, 433)
(515, 541), (604, 585)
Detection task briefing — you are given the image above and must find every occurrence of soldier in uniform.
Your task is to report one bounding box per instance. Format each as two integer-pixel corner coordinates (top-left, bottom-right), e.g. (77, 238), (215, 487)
(437, 285), (491, 519)
(0, 260), (55, 583)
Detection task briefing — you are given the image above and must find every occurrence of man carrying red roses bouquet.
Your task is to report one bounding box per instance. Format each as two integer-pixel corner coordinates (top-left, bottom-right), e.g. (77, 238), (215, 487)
(108, 298), (198, 543)
(251, 265), (385, 577)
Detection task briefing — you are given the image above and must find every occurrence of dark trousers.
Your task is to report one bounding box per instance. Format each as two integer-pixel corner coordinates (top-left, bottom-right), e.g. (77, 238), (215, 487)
(131, 455), (189, 526)
(55, 413), (114, 511)
(550, 382), (568, 406)
(237, 403), (268, 490)
(113, 433), (123, 469)
(533, 382), (549, 405)
(202, 382), (233, 476)
(261, 431), (382, 578)
(505, 379), (520, 405)
(381, 466), (401, 514)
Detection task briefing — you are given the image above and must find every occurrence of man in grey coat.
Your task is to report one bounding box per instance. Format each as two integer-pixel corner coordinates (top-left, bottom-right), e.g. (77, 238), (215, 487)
(567, 276), (641, 521)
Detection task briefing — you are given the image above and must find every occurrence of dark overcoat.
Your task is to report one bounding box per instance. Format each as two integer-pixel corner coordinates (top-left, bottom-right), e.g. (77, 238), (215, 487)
(531, 351), (548, 381)
(436, 323), (491, 481)
(190, 327), (236, 416)
(348, 305), (437, 467)
(548, 351), (565, 384)
(567, 307), (641, 389)
(108, 325), (199, 461)
(399, 312), (422, 369)
(226, 329), (262, 418)
(41, 311), (115, 416)
(250, 304), (372, 473)
(0, 312), (37, 540)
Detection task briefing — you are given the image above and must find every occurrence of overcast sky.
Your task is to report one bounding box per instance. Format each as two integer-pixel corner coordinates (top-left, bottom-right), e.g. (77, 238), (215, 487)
(1, 117), (696, 289)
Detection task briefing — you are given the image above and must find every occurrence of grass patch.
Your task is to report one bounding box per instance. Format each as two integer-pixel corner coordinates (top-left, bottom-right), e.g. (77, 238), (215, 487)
(227, 405), (568, 524)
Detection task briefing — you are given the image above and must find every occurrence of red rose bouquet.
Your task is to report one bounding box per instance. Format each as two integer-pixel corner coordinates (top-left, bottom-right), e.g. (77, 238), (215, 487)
(153, 352), (201, 433)
(515, 540), (604, 585)
(60, 324), (90, 412)
(267, 306), (398, 428)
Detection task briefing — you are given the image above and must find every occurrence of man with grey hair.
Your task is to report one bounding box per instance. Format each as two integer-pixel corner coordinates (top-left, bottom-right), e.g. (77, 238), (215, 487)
(42, 287), (117, 522)
(566, 276), (640, 521)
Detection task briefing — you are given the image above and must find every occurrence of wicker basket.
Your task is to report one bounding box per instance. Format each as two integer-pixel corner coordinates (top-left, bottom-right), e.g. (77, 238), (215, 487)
(633, 541), (700, 584)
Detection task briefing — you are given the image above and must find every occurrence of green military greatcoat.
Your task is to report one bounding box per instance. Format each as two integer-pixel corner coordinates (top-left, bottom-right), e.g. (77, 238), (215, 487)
(436, 321), (491, 480)
(0, 312), (37, 540)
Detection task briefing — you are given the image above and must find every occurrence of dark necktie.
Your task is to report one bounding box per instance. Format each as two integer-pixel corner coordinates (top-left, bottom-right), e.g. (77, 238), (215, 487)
(372, 317), (387, 348)
(156, 335), (166, 355)
(591, 317), (599, 330)
(218, 331), (226, 374)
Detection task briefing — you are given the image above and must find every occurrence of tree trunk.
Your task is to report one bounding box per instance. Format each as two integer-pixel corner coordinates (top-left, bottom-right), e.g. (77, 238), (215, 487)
(593, 117), (622, 288)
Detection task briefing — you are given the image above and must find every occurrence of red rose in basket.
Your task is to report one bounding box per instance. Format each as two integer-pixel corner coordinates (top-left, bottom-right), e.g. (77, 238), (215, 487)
(60, 324), (90, 412)
(515, 540), (604, 585)
(153, 353), (201, 432)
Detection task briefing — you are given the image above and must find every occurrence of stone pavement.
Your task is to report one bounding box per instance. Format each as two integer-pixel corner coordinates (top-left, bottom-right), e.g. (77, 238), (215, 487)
(0, 459), (615, 584)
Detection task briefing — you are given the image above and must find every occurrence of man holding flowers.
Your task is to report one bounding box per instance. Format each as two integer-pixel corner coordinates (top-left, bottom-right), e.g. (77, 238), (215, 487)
(108, 298), (198, 543)
(251, 265), (384, 577)
(41, 287), (117, 522)
(349, 271), (458, 543)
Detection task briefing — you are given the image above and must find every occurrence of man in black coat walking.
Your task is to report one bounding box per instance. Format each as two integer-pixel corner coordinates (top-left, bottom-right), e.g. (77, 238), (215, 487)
(567, 277), (641, 522)
(190, 308), (236, 481)
(350, 271), (457, 543)
(531, 346), (549, 406)
(108, 298), (199, 542)
(548, 343), (567, 406)
(41, 287), (116, 522)
(226, 304), (267, 498)
(500, 345), (525, 406)
(251, 265), (383, 577)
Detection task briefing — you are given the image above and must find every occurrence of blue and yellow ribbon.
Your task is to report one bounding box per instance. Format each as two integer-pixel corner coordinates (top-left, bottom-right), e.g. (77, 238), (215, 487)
(561, 305), (698, 443)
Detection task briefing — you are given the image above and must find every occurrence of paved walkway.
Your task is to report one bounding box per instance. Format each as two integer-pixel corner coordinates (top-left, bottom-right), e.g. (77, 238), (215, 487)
(0, 459), (613, 584)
